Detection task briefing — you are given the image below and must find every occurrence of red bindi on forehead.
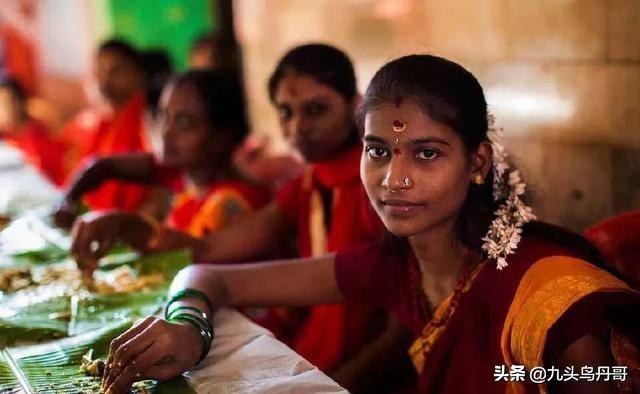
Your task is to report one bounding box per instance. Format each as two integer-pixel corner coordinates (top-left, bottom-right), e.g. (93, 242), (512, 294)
(394, 96), (403, 108)
(393, 148), (401, 155)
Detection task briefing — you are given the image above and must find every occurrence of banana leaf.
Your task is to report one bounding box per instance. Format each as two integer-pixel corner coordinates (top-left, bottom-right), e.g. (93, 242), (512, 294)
(0, 250), (191, 346)
(0, 351), (19, 394)
(0, 320), (194, 393)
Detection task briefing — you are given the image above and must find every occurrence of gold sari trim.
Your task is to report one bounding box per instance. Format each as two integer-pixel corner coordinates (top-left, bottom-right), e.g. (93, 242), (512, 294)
(187, 188), (251, 237)
(408, 263), (485, 373)
(500, 256), (638, 393)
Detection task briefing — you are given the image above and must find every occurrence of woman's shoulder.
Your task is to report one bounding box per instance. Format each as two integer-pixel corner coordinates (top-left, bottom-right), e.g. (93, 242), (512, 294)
(499, 228), (640, 372)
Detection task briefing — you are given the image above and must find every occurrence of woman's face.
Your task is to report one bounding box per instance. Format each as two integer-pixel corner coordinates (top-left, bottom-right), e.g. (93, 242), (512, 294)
(95, 50), (141, 106)
(361, 100), (489, 238)
(273, 73), (355, 162)
(156, 82), (221, 169)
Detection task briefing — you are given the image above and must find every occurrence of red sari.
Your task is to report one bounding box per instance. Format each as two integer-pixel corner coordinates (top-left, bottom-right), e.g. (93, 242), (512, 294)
(1, 119), (66, 185)
(61, 93), (150, 212)
(585, 210), (640, 289)
(336, 233), (640, 393)
(273, 143), (384, 372)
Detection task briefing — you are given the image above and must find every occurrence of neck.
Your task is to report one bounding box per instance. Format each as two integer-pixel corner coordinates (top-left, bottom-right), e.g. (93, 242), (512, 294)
(408, 220), (467, 279)
(184, 161), (235, 197)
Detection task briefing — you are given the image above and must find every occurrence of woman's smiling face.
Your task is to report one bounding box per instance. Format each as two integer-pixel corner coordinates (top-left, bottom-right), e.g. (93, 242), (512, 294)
(361, 100), (478, 238)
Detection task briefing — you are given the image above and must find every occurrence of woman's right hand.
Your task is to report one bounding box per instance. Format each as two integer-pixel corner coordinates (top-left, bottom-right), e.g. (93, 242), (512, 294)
(101, 316), (203, 394)
(71, 211), (153, 275)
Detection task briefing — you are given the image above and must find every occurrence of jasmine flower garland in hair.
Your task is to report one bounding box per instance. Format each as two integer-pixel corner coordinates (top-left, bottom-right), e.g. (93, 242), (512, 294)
(482, 114), (537, 270)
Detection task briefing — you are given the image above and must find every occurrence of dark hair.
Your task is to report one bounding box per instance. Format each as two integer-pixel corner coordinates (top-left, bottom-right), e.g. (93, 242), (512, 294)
(267, 43), (357, 103)
(0, 77), (27, 104)
(170, 69), (248, 150)
(98, 38), (141, 69)
(140, 50), (174, 116)
(190, 32), (242, 76)
(361, 54), (606, 266)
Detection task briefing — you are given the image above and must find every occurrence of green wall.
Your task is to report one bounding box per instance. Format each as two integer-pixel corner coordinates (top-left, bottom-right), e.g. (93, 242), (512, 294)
(107, 0), (216, 70)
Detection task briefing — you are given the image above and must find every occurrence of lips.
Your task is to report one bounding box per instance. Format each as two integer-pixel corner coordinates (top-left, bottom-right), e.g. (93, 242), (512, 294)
(379, 198), (425, 216)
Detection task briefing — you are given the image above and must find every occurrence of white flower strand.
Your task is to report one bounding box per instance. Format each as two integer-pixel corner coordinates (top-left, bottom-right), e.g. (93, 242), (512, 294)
(482, 114), (537, 270)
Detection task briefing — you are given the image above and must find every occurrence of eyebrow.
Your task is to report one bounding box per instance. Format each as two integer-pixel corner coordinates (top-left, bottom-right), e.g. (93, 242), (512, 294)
(363, 135), (451, 146)
(275, 95), (332, 106)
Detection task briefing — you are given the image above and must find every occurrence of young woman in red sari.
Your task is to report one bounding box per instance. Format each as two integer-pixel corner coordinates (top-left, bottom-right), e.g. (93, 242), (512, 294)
(98, 54), (640, 394)
(58, 69), (269, 258)
(59, 39), (152, 212)
(0, 77), (66, 185)
(70, 45), (412, 392)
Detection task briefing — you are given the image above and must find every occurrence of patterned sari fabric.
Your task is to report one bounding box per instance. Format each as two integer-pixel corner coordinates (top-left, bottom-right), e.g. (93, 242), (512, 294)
(336, 234), (640, 393)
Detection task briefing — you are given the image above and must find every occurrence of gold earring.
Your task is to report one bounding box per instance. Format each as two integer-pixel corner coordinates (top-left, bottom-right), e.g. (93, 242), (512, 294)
(473, 174), (485, 185)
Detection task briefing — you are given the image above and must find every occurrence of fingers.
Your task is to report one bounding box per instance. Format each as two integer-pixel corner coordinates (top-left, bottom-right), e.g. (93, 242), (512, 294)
(71, 216), (115, 273)
(51, 203), (77, 229)
(104, 320), (202, 393)
(104, 342), (165, 394)
(103, 317), (156, 387)
(104, 328), (155, 389)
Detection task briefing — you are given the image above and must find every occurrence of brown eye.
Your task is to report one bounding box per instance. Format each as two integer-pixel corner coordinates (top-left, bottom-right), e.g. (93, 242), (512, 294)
(417, 149), (439, 160)
(278, 106), (292, 121)
(305, 102), (327, 116)
(366, 146), (389, 159)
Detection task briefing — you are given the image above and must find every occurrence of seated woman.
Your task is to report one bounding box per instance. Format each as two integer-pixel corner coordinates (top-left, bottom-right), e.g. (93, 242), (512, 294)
(0, 77), (66, 185)
(58, 69), (269, 270)
(70, 45), (408, 393)
(99, 55), (640, 394)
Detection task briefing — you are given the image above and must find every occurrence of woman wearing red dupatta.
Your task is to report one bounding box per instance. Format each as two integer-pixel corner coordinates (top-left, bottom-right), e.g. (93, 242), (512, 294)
(60, 39), (151, 212)
(101, 55), (640, 394)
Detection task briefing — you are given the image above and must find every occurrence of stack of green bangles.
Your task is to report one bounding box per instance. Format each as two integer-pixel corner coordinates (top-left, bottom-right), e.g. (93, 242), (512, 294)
(165, 288), (215, 363)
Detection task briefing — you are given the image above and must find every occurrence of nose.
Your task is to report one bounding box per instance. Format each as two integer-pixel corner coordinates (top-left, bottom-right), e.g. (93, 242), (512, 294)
(381, 156), (413, 192)
(286, 113), (310, 141)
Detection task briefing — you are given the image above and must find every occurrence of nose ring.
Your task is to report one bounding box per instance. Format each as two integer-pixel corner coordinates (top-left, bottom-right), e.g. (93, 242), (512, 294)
(402, 177), (412, 188)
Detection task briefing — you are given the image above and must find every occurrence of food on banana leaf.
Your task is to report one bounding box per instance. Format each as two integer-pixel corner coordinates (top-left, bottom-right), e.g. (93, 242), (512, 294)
(0, 263), (165, 297)
(0, 214), (9, 229)
(79, 349), (106, 377)
(0, 266), (34, 292)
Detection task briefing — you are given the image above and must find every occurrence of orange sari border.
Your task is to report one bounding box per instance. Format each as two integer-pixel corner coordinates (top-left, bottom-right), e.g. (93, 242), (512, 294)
(500, 256), (639, 393)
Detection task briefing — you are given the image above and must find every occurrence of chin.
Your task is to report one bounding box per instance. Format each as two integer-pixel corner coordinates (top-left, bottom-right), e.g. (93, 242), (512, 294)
(381, 218), (424, 238)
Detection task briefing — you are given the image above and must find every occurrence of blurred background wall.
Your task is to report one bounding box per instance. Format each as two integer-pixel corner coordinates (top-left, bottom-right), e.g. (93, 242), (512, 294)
(1, 0), (639, 231)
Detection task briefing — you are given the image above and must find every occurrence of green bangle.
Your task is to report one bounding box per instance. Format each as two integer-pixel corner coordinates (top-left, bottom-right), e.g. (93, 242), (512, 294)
(166, 306), (213, 333)
(166, 305), (209, 321)
(169, 314), (213, 363)
(166, 288), (214, 316)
